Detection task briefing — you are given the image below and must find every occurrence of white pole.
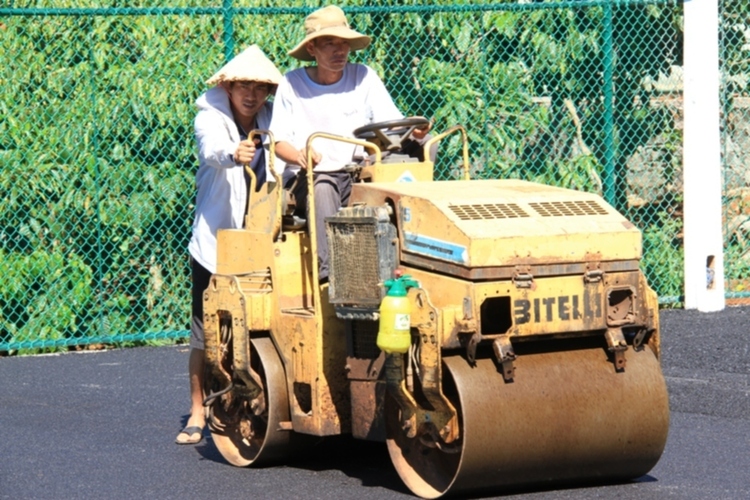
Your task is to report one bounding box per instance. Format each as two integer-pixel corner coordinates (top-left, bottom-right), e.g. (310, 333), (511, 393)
(682, 0), (725, 311)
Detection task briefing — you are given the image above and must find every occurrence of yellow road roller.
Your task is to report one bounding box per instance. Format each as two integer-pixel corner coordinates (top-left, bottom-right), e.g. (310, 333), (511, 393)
(202, 119), (669, 498)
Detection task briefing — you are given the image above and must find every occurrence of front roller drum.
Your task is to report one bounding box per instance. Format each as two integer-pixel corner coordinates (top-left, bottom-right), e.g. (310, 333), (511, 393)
(386, 346), (669, 499)
(207, 337), (300, 467)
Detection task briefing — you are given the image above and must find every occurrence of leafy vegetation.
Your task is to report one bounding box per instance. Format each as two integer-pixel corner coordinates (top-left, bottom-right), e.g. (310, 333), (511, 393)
(0, 0), (701, 351)
(720, 0), (750, 299)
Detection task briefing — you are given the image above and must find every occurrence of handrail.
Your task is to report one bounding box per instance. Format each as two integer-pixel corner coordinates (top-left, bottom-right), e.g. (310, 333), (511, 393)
(243, 129), (283, 241)
(423, 125), (471, 180)
(304, 133), (382, 307)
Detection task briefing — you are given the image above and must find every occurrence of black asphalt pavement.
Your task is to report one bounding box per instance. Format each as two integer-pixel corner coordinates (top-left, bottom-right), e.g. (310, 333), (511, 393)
(1, 306), (749, 499)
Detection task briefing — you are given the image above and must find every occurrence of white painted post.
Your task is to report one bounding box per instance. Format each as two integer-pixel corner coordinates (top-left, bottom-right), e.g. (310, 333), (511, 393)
(682, 0), (725, 311)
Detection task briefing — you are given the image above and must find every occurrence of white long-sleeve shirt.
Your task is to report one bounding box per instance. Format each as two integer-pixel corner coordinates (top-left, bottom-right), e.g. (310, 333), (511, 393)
(189, 86), (272, 273)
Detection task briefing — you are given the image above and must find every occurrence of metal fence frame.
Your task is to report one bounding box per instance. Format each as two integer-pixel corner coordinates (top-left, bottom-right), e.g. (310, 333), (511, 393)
(2, 0), (741, 352)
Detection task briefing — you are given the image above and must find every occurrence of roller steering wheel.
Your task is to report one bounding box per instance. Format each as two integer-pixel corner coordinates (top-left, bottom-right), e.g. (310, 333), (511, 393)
(353, 116), (430, 153)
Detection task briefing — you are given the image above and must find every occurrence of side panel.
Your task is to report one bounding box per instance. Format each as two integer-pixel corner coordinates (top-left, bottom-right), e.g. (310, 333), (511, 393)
(400, 267), (651, 345)
(216, 229), (274, 275)
(270, 286), (350, 437)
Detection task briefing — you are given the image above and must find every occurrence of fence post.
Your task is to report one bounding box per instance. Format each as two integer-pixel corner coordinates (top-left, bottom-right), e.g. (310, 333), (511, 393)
(223, 0), (235, 61)
(683, 0), (725, 311)
(86, 17), (106, 337)
(602, 1), (616, 208)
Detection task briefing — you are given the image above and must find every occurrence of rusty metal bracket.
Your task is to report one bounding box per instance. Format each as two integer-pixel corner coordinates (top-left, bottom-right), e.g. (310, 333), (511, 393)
(605, 327), (627, 371)
(632, 327), (651, 350)
(465, 332), (481, 365)
(512, 266), (534, 289)
(462, 296), (473, 320)
(584, 261), (604, 284)
(492, 336), (517, 382)
(584, 269), (604, 284)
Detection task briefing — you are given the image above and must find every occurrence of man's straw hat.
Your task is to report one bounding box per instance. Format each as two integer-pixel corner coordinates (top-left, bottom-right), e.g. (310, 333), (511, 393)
(288, 5), (371, 61)
(206, 44), (283, 87)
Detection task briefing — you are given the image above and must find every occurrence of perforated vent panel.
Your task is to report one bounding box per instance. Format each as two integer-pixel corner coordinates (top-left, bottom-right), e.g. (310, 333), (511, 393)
(529, 200), (609, 217)
(326, 205), (397, 307)
(351, 320), (380, 359)
(329, 221), (382, 303)
(449, 203), (529, 220)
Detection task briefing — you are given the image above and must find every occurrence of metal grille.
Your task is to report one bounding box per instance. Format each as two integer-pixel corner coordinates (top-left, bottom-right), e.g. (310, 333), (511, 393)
(351, 320), (380, 360)
(529, 201), (610, 217)
(328, 221), (382, 304)
(449, 203), (529, 220)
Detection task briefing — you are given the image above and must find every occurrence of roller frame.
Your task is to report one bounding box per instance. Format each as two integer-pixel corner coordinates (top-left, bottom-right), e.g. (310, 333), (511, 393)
(385, 288), (459, 444)
(204, 275), (265, 403)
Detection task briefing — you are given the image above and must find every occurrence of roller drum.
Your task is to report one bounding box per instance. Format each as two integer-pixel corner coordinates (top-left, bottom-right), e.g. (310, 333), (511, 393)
(208, 337), (305, 467)
(386, 345), (669, 498)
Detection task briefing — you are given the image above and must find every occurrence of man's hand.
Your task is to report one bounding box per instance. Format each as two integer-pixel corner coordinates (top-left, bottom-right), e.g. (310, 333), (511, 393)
(411, 120), (432, 141)
(275, 141), (321, 170)
(234, 139), (256, 165)
(296, 147), (322, 170)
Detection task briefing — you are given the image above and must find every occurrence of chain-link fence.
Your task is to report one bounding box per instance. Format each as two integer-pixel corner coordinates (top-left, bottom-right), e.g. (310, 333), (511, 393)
(720, 1), (750, 304)
(0, 0), (708, 352)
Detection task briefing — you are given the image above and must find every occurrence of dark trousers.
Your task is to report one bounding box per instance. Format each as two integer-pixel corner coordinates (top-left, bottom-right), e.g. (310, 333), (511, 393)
(190, 257), (212, 350)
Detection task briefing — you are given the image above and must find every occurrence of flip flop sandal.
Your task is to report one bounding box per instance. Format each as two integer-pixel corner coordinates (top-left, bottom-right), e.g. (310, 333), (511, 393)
(175, 425), (204, 445)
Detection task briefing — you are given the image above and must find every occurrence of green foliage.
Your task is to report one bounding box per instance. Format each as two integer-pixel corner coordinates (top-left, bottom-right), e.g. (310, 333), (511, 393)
(0, 249), (93, 352)
(720, 0), (750, 296)
(0, 1), (689, 351)
(721, 0), (750, 94)
(1, 8), (203, 349)
(640, 210), (684, 303)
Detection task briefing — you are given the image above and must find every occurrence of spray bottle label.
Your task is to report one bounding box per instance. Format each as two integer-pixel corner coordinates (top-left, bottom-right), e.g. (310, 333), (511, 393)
(394, 314), (410, 330)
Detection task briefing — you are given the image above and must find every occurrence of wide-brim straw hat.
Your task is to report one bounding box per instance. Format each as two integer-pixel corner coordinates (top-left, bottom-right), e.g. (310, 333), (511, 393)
(205, 44), (283, 87)
(288, 5), (371, 61)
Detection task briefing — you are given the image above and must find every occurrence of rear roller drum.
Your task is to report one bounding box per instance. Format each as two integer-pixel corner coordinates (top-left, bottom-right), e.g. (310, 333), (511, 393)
(386, 345), (669, 499)
(206, 337), (298, 467)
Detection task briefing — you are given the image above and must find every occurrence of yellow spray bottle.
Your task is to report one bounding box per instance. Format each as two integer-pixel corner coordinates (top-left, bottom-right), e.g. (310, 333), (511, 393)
(377, 275), (419, 354)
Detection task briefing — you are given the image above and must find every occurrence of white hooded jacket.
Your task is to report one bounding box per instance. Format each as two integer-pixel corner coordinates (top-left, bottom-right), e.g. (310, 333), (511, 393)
(188, 85), (273, 273)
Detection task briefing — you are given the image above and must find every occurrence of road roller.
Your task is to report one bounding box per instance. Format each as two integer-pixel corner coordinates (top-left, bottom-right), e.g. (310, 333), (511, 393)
(202, 119), (669, 498)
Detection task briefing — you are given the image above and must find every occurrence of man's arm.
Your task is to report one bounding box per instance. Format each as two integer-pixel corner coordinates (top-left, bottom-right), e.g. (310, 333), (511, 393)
(195, 110), (258, 167)
(275, 140), (321, 170)
(363, 65), (431, 139)
(194, 109), (239, 169)
(411, 122), (432, 140)
(268, 77), (319, 171)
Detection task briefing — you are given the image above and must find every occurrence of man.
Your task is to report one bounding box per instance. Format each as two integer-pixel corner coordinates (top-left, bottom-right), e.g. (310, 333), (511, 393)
(176, 45), (283, 445)
(269, 5), (430, 283)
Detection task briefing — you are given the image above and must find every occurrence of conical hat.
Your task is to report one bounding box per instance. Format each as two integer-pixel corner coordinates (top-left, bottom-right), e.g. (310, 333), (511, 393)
(205, 44), (283, 86)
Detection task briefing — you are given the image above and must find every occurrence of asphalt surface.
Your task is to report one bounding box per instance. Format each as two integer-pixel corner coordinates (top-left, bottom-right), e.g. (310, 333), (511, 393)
(1, 306), (749, 500)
